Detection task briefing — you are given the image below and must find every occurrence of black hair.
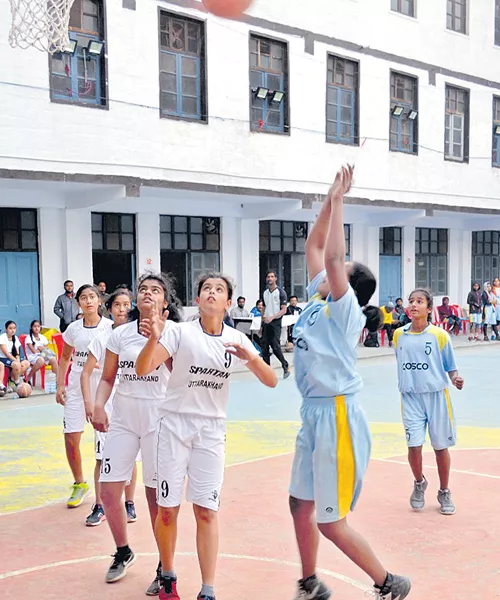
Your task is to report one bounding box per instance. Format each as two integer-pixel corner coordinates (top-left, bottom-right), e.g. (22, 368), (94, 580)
(266, 270), (278, 279)
(289, 295), (298, 301)
(409, 288), (433, 322)
(256, 299), (264, 305)
(63, 280), (73, 287)
(196, 272), (234, 301)
(237, 296), (245, 302)
(105, 288), (133, 312)
(29, 319), (41, 345)
(75, 284), (100, 303)
(472, 282), (480, 290)
(396, 297), (403, 303)
(130, 271), (182, 323)
(4, 320), (18, 358)
(348, 262), (381, 332)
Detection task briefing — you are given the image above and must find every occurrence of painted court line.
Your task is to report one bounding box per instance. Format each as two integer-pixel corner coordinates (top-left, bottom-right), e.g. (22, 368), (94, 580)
(0, 551), (371, 591)
(375, 457), (500, 480)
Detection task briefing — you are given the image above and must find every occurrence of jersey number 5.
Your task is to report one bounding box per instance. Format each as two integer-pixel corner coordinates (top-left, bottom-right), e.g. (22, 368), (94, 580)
(425, 341), (432, 356)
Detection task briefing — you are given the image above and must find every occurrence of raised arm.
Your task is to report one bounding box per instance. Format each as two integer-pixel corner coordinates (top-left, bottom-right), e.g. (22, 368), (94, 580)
(305, 187), (333, 281)
(324, 165), (354, 302)
(136, 305), (171, 376)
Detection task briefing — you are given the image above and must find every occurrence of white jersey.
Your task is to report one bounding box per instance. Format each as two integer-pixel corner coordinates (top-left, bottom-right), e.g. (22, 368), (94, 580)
(63, 317), (113, 374)
(25, 333), (49, 360)
(107, 320), (171, 400)
(159, 318), (259, 419)
(88, 327), (118, 410)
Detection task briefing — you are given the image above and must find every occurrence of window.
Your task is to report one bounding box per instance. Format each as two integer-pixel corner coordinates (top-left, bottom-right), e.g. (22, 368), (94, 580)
(159, 12), (206, 121)
(447, 0), (467, 34)
(493, 97), (500, 167)
(326, 56), (359, 145)
(0, 209), (37, 251)
(391, 0), (415, 17)
(472, 231), (500, 284)
(496, 0), (500, 45)
(49, 0), (105, 106)
(344, 224), (351, 261)
(379, 227), (402, 255)
(91, 213), (136, 252)
(415, 228), (448, 295)
(445, 85), (469, 162)
(160, 216), (220, 305)
(390, 72), (418, 154)
(250, 35), (288, 133)
(259, 221), (307, 300)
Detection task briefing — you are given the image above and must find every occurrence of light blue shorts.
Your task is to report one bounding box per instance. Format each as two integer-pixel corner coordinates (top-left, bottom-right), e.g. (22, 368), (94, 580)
(289, 395), (371, 524)
(470, 314), (482, 325)
(401, 390), (456, 450)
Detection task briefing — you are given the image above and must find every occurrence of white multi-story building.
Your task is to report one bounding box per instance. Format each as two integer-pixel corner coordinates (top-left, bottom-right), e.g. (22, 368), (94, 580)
(1, 0), (500, 330)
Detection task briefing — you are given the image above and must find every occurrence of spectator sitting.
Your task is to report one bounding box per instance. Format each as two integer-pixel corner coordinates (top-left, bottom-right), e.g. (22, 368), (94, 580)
(286, 295), (303, 347)
(437, 296), (461, 335)
(380, 301), (397, 346)
(25, 319), (59, 380)
(0, 320), (30, 390)
(394, 297), (409, 327)
(230, 296), (250, 319)
(250, 299), (264, 317)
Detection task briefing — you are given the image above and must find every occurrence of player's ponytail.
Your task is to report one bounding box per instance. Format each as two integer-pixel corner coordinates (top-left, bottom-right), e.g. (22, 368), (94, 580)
(362, 305), (383, 332)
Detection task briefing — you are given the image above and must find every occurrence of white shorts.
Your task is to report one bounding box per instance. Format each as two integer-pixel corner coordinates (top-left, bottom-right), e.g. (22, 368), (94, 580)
(94, 395), (114, 460)
(156, 412), (226, 511)
(63, 370), (100, 434)
(99, 393), (158, 488)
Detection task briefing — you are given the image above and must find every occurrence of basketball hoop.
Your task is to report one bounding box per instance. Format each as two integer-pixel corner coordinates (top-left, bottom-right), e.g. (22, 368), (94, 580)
(9, 0), (76, 54)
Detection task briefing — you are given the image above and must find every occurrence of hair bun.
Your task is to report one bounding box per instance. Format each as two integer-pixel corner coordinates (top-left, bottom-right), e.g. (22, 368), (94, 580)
(362, 305), (383, 332)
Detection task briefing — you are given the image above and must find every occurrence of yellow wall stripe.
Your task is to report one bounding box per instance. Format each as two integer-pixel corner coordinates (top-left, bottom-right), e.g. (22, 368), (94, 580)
(336, 395), (355, 519)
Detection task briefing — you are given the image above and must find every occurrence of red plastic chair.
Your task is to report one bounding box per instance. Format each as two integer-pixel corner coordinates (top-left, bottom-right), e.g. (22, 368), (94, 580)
(19, 334), (46, 391)
(52, 332), (71, 386)
(450, 305), (467, 335)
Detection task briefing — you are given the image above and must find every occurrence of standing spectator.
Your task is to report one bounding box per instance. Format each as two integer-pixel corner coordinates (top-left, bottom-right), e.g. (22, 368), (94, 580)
(230, 296), (250, 319)
(286, 295), (303, 345)
(98, 281), (110, 318)
(262, 270), (290, 379)
(482, 282), (499, 341)
(250, 299), (264, 317)
(53, 280), (79, 332)
(380, 301), (396, 346)
(394, 297), (409, 327)
(467, 282), (482, 342)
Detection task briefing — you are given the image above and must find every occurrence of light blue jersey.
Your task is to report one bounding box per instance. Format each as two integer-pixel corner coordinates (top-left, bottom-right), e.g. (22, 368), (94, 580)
(293, 271), (366, 399)
(393, 324), (458, 450)
(289, 270), (371, 523)
(393, 324), (457, 393)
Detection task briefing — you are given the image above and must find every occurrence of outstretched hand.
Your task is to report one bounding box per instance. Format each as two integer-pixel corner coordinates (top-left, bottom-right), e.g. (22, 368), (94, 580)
(224, 342), (257, 362)
(139, 303), (168, 340)
(330, 164), (354, 202)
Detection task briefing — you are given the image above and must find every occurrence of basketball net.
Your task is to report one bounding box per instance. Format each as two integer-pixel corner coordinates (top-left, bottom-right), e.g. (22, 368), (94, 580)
(9, 0), (76, 53)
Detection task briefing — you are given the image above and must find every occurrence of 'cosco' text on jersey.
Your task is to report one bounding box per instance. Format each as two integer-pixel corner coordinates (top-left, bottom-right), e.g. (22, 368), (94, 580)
(402, 362), (429, 371)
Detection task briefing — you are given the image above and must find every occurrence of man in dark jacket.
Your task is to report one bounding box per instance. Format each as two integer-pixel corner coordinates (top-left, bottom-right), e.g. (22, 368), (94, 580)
(53, 280), (79, 332)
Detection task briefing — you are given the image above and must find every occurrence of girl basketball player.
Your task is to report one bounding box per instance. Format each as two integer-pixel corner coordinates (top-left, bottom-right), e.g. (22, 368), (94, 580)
(81, 288), (138, 527)
(56, 285), (112, 508)
(136, 272), (277, 600)
(25, 319), (59, 379)
(288, 165), (411, 600)
(393, 289), (463, 516)
(92, 273), (182, 595)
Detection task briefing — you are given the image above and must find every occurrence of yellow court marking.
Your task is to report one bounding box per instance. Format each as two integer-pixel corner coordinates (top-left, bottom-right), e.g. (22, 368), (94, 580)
(0, 422), (499, 513)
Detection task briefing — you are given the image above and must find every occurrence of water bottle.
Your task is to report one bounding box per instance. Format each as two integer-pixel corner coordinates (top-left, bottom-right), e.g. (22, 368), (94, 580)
(46, 372), (57, 394)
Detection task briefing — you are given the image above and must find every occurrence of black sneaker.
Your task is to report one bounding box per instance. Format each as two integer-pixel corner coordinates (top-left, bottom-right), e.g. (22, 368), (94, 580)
(125, 500), (137, 523)
(86, 503), (105, 527)
(373, 573), (411, 599)
(197, 595), (216, 600)
(0, 386), (6, 398)
(145, 561), (162, 596)
(293, 575), (331, 600)
(105, 549), (136, 583)
(283, 368), (291, 380)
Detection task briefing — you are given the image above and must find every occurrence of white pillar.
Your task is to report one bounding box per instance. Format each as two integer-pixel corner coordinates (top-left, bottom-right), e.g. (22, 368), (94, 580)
(65, 208), (93, 287)
(402, 226), (415, 301)
(240, 219), (260, 307)
(136, 213), (160, 275)
(449, 229), (471, 307)
(351, 224), (380, 304)
(221, 216), (241, 302)
(38, 208), (65, 329)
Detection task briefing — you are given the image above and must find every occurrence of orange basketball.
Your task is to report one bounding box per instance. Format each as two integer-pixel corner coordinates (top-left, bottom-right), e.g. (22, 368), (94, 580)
(16, 382), (32, 398)
(202, 0), (253, 18)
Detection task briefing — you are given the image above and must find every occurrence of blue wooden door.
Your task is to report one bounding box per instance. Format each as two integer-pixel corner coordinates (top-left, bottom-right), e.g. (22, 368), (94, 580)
(379, 255), (402, 305)
(0, 253), (40, 333)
